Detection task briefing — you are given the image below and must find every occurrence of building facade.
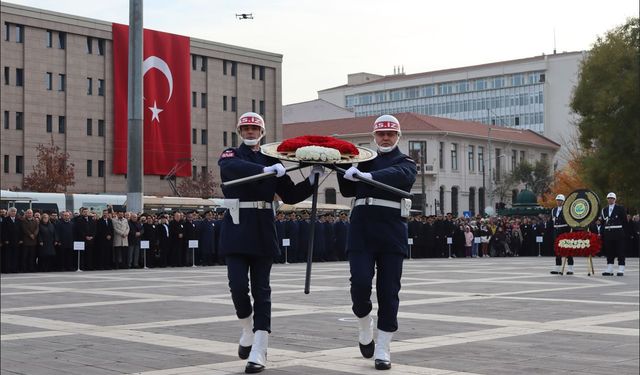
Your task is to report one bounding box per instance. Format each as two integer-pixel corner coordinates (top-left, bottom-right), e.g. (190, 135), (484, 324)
(284, 113), (560, 216)
(317, 53), (584, 165)
(1, 2), (282, 195)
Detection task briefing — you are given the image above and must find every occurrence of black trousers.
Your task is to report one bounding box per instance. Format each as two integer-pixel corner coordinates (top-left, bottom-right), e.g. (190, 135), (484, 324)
(555, 256), (574, 266)
(226, 254), (273, 333)
(604, 232), (626, 266)
(349, 251), (404, 333)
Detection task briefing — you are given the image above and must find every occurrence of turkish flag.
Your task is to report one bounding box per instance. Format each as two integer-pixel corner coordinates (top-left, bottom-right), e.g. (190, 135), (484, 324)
(112, 23), (191, 177)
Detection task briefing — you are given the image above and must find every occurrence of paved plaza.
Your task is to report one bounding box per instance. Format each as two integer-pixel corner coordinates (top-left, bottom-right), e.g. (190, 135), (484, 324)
(1, 257), (638, 375)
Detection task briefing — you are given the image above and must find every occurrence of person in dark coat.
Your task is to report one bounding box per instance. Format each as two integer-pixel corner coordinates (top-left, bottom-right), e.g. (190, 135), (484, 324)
(183, 211), (200, 267)
(74, 207), (97, 271)
(199, 210), (217, 266)
(21, 209), (39, 272)
(1, 207), (22, 273)
(601, 192), (629, 276)
(323, 214), (335, 261)
(95, 209), (114, 270)
(141, 215), (158, 268)
(274, 212), (287, 264)
(333, 212), (349, 261)
(312, 216), (326, 262)
(284, 212), (299, 263)
(128, 213), (143, 268)
(37, 213), (57, 272)
(157, 215), (170, 268)
(337, 114), (417, 370)
(218, 112), (317, 373)
(297, 211), (310, 263)
(550, 195), (573, 274)
(168, 212), (185, 267)
(55, 211), (75, 271)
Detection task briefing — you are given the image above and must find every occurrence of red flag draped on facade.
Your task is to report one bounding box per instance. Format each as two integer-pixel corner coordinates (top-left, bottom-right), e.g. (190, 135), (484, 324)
(112, 23), (191, 177)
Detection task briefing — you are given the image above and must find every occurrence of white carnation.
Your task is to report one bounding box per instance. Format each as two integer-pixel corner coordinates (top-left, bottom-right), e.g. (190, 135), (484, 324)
(295, 146), (341, 162)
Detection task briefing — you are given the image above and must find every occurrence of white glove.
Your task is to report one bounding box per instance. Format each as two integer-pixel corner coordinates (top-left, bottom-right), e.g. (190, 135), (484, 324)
(263, 163), (286, 178)
(308, 165), (325, 185)
(343, 166), (372, 181)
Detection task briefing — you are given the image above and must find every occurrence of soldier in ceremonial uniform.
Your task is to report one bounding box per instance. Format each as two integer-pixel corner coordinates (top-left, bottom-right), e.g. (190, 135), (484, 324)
(337, 114), (417, 370)
(218, 112), (321, 373)
(550, 194), (573, 275)
(601, 192), (628, 276)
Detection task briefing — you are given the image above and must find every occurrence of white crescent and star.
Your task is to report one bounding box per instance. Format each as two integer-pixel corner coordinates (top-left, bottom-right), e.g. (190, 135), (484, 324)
(142, 56), (174, 124)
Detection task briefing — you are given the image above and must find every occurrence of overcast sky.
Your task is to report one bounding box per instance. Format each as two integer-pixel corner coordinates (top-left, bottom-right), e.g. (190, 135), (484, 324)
(8, 0), (639, 104)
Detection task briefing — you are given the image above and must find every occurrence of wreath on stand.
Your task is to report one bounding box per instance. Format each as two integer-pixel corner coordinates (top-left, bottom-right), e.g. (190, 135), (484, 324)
(554, 231), (602, 257)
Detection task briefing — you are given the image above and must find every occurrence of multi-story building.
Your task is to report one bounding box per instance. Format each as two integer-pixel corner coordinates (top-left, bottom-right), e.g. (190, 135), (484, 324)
(284, 113), (560, 215)
(316, 52), (584, 165)
(1, 2), (282, 195)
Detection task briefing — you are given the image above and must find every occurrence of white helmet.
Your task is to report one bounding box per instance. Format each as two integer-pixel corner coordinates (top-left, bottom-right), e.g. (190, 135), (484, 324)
(236, 112), (265, 146)
(606, 192), (616, 199)
(555, 194), (565, 201)
(372, 114), (401, 153)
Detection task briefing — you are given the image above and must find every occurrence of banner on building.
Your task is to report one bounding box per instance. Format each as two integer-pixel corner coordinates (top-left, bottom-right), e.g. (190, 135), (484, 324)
(112, 23), (191, 177)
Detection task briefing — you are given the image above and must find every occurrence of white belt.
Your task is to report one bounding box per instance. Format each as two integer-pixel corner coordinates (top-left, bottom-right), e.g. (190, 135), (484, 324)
(605, 225), (622, 229)
(354, 197), (401, 210)
(554, 224), (568, 228)
(239, 201), (272, 209)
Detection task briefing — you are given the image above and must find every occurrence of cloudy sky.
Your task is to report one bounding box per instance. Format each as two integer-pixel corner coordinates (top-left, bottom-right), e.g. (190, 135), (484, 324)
(8, 0), (638, 104)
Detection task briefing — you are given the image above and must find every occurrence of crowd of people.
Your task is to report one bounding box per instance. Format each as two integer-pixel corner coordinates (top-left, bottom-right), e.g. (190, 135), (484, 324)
(1, 207), (639, 274)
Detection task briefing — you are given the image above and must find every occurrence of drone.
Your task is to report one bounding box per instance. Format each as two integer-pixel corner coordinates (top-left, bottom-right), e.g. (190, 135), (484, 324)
(236, 13), (253, 20)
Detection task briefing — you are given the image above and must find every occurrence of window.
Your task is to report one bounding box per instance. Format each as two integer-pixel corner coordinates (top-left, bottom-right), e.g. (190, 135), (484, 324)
(46, 115), (53, 133)
(252, 99), (256, 112)
(201, 129), (207, 145)
(223, 60), (228, 75)
(259, 100), (265, 115)
(259, 66), (265, 81)
(192, 165), (197, 179)
(478, 146), (484, 172)
(87, 78), (93, 95)
(223, 95), (227, 111)
(450, 143), (458, 171)
(408, 141), (426, 165)
(325, 188), (337, 204)
(541, 153), (548, 161)
(97, 39), (105, 55)
(201, 166), (207, 175)
(201, 93), (207, 108)
(4, 22), (9, 41)
(231, 62), (237, 76)
(451, 186), (459, 216)
(15, 112), (23, 130)
(98, 79), (104, 96)
(231, 132), (238, 147)
(45, 72), (52, 90)
(86, 37), (93, 54)
(4, 66), (8, 85)
(46, 30), (52, 47)
(192, 92), (197, 107)
(58, 74), (65, 91)
(439, 142), (444, 169)
(223, 131), (228, 146)
(252, 65), (256, 80)
(468, 145), (475, 171)
(3, 155), (9, 173)
(86, 118), (92, 136)
(58, 116), (66, 134)
(3, 111), (9, 129)
(520, 150), (525, 163)
(98, 119), (105, 137)
(439, 186), (445, 214)
(16, 25), (23, 43)
(192, 128), (197, 144)
(495, 148), (502, 180)
(479, 187), (485, 212)
(512, 150), (517, 170)
(16, 68), (23, 87)
(231, 97), (237, 112)
(192, 55), (197, 70)
(16, 156), (23, 174)
(98, 160), (105, 177)
(58, 32), (66, 49)
(201, 56), (207, 72)
(87, 160), (93, 177)
(469, 187), (476, 215)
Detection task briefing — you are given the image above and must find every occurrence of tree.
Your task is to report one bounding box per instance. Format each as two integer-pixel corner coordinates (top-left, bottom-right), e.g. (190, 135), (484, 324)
(509, 159), (554, 197)
(539, 158), (588, 208)
(178, 169), (218, 198)
(571, 17), (640, 210)
(23, 141), (75, 192)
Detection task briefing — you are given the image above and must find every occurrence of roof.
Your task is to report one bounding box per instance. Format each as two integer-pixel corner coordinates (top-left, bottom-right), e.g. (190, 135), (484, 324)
(319, 52), (585, 92)
(283, 112), (561, 149)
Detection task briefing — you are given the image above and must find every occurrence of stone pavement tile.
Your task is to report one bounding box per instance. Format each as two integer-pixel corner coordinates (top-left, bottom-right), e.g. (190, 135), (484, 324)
(600, 319), (639, 329)
(1, 291), (137, 309)
(1, 322), (46, 335)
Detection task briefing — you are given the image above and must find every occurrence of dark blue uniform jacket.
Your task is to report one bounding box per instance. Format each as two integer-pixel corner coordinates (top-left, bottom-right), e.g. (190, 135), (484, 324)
(218, 144), (314, 257)
(337, 147), (417, 255)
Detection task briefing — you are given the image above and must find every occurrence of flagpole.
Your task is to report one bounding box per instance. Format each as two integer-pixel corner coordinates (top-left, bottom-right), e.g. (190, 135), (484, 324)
(127, 0), (144, 214)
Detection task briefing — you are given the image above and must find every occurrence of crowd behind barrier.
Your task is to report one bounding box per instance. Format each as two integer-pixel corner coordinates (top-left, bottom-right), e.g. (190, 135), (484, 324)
(1, 207), (639, 273)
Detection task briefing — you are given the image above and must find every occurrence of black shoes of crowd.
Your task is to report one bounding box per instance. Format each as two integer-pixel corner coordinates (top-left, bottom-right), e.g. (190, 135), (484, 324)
(602, 272), (625, 276)
(375, 358), (392, 370)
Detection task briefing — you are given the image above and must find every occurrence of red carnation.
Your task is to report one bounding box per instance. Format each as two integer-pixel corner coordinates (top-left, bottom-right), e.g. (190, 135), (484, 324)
(277, 135), (359, 155)
(554, 231), (602, 257)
